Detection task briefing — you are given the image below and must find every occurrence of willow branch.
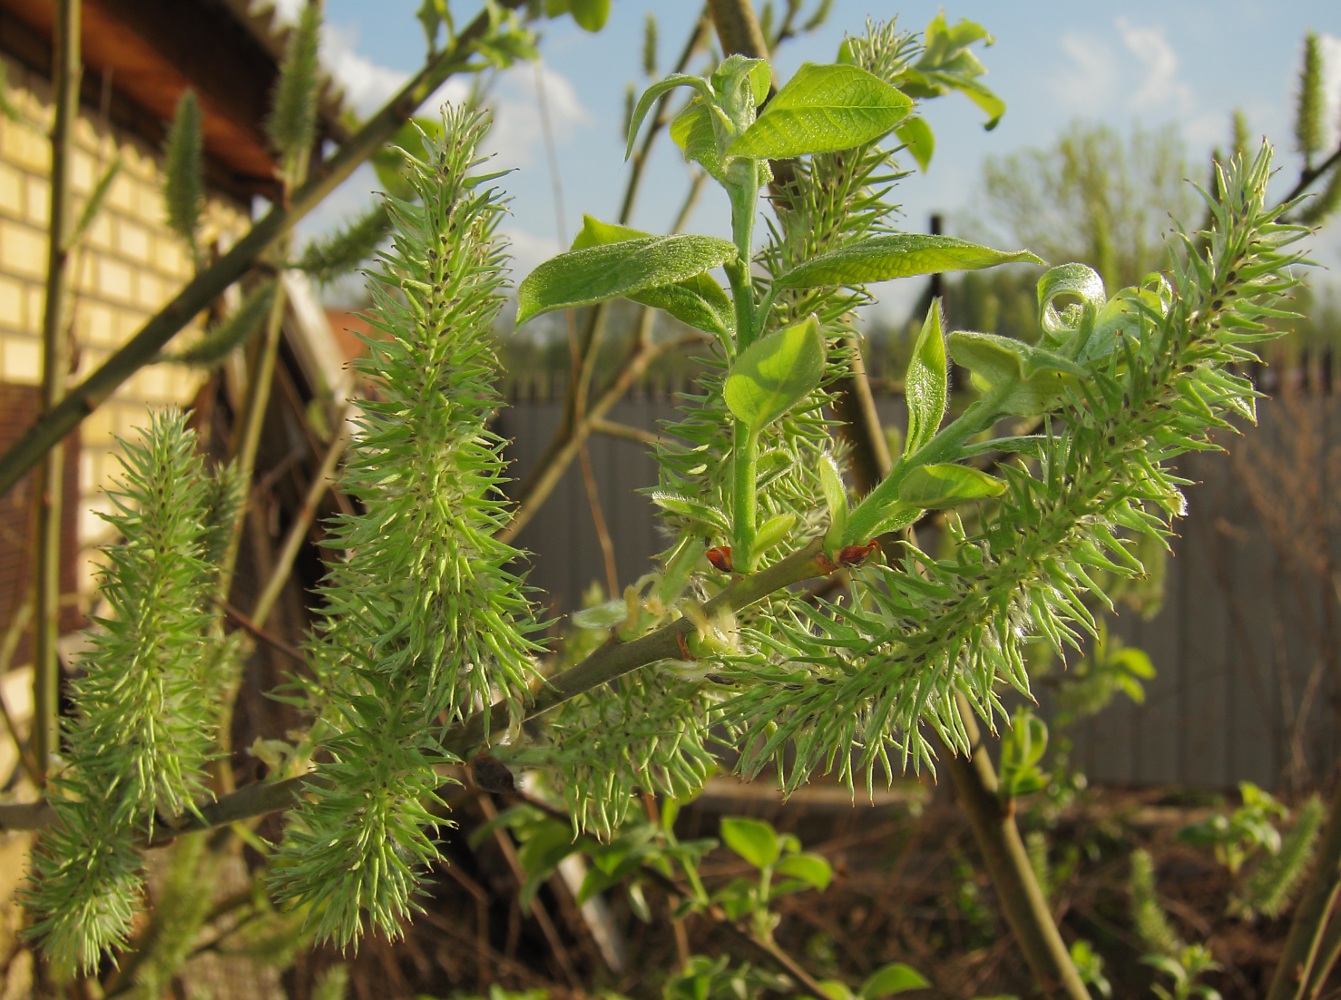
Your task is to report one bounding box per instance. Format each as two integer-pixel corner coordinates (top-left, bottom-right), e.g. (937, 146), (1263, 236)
(946, 699), (1090, 999)
(31, 0), (82, 778)
(591, 418), (662, 447)
(2, 540), (831, 843)
(0, 0), (526, 500)
(1280, 142), (1341, 209)
(711, 0), (1077, 983)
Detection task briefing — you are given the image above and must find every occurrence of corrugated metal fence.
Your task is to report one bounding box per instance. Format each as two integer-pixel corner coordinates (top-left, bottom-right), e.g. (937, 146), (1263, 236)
(496, 382), (1341, 792)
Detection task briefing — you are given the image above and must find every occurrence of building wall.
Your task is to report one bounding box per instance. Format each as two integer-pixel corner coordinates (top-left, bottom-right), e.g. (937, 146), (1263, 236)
(0, 51), (250, 611)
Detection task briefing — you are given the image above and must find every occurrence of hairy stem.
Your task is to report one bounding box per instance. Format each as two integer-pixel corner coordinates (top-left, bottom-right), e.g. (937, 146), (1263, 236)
(731, 422), (759, 571)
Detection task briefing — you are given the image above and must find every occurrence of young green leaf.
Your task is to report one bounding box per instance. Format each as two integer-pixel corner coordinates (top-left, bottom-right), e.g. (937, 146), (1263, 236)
(864, 503), (922, 539)
(650, 491), (732, 534)
(895, 463), (1006, 508)
(571, 598), (628, 631)
(774, 234), (1042, 290)
(999, 709), (1049, 800)
(819, 454), (848, 547)
(727, 62), (911, 159)
(858, 962), (930, 998)
(894, 116), (934, 172)
(1037, 262), (1107, 338)
(571, 216), (734, 336)
(754, 511), (797, 553)
(904, 302), (947, 457)
(625, 74), (715, 160)
(723, 314), (825, 432)
(775, 852), (833, 891)
(710, 54), (771, 108)
(415, 0), (452, 50)
(897, 13), (1005, 130)
(720, 817), (781, 869)
(948, 331), (1088, 416)
(516, 234), (736, 327)
(569, 0), (610, 32)
(669, 102), (727, 183)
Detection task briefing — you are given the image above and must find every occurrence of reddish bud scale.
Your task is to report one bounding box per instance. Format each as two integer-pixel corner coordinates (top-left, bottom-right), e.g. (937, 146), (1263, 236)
(705, 546), (733, 573)
(838, 540), (879, 566)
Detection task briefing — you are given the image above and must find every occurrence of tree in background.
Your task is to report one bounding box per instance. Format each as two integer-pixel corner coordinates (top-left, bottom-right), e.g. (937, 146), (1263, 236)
(976, 121), (1198, 292)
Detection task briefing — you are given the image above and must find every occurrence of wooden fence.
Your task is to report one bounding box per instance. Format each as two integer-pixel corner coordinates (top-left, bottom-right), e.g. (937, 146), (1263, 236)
(496, 383), (1341, 792)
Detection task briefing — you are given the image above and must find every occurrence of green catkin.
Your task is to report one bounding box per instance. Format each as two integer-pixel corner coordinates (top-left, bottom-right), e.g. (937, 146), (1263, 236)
(270, 107), (543, 946)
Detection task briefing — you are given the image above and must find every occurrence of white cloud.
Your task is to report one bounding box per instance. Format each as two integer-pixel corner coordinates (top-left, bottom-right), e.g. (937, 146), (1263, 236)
(504, 226), (563, 284)
(1321, 34), (1341, 154)
(319, 23), (413, 118)
(480, 61), (593, 171)
(263, 0), (303, 24)
(1047, 31), (1121, 115)
(1048, 20), (1198, 121)
(1115, 18), (1194, 114)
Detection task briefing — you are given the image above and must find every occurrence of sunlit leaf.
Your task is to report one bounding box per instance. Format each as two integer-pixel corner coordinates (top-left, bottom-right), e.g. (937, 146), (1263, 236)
(626, 74), (715, 160)
(517, 234), (736, 326)
(670, 101), (726, 183)
(774, 234), (1042, 289)
(569, 0), (610, 32)
(571, 216), (733, 336)
(775, 852), (832, 890)
(720, 817), (781, 868)
(727, 62), (911, 158)
(859, 962), (930, 997)
(723, 315), (826, 431)
(904, 302), (947, 456)
(894, 116), (934, 172)
(896, 463), (1005, 508)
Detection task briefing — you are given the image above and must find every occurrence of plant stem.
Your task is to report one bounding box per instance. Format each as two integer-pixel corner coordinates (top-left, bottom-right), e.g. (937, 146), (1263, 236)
(217, 278), (289, 590)
(821, 316), (1086, 998)
(731, 422), (759, 571)
(946, 698), (1090, 999)
(1268, 774), (1341, 1000)
(0, 539), (838, 843)
(0, 0), (527, 502)
(842, 391), (1007, 545)
(32, 0), (81, 779)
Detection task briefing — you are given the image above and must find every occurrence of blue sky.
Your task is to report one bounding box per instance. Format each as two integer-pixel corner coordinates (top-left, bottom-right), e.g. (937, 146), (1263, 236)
(288, 1), (1341, 322)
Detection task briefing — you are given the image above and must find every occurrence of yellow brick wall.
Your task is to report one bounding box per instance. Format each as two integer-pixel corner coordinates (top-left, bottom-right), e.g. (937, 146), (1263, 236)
(0, 53), (251, 603)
